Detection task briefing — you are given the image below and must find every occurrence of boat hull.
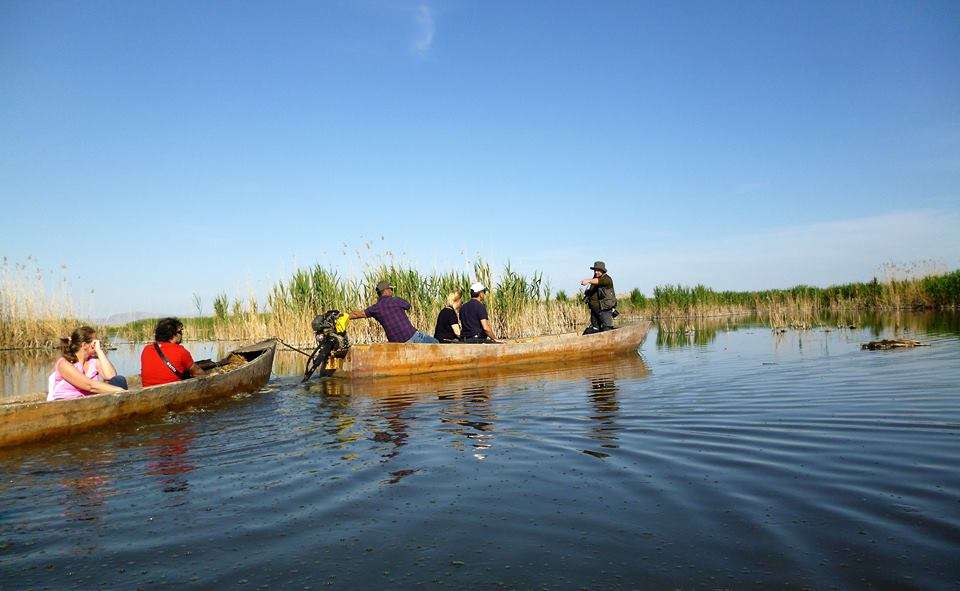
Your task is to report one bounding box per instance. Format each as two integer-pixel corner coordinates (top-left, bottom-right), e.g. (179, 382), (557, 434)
(0, 340), (276, 448)
(332, 321), (650, 378)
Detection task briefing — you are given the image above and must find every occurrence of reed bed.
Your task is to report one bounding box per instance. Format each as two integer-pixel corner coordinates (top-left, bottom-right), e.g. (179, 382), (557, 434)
(259, 260), (587, 345)
(9, 252), (957, 350)
(106, 260), (588, 345)
(0, 258), (81, 349)
(644, 270), (960, 328)
(110, 267), (959, 344)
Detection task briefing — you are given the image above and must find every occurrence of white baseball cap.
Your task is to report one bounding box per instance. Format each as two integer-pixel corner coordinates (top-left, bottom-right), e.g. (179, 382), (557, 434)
(470, 281), (487, 293)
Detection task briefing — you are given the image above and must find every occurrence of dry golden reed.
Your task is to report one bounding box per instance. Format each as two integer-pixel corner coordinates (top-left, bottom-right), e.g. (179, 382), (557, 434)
(0, 258), (81, 350)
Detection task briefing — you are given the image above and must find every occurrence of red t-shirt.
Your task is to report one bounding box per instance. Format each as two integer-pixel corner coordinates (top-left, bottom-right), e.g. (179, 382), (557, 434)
(141, 342), (195, 387)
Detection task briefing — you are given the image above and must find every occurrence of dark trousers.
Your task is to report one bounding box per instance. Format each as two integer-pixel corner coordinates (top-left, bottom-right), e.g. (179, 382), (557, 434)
(463, 336), (496, 344)
(107, 375), (129, 390)
(584, 309), (614, 335)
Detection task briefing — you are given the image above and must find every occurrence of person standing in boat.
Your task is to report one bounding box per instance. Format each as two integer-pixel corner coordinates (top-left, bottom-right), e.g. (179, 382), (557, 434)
(433, 290), (463, 343)
(581, 261), (617, 334)
(140, 318), (208, 387)
(460, 282), (499, 343)
(48, 326), (128, 401)
(348, 280), (439, 343)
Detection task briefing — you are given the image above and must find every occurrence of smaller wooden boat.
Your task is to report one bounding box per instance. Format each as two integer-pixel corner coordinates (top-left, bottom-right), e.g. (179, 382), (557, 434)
(327, 321), (651, 379)
(0, 339), (276, 448)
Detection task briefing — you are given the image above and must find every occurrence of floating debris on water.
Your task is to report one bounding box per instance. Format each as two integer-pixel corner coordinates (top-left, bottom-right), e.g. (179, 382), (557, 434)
(861, 339), (928, 350)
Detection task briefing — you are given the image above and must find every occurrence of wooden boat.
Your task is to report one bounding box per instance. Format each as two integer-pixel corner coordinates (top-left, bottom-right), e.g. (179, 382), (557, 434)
(328, 321), (651, 379)
(0, 339), (276, 448)
(313, 351), (651, 399)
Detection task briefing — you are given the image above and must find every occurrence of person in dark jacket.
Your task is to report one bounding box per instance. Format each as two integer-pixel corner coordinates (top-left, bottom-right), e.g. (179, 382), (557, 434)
(433, 291), (462, 343)
(460, 282), (498, 343)
(580, 261), (617, 334)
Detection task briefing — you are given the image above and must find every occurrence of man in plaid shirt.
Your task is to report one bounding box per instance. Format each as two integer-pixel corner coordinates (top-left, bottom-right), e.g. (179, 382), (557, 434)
(349, 280), (439, 343)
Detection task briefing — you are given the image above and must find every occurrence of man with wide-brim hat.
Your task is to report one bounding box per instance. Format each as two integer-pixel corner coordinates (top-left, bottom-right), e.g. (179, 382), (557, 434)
(348, 280), (439, 343)
(580, 261), (617, 333)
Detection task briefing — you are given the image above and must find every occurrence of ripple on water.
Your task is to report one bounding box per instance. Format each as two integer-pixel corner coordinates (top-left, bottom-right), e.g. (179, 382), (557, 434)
(1, 315), (959, 588)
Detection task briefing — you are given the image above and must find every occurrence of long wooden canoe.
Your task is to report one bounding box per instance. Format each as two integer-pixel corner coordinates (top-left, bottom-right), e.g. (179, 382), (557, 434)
(0, 339), (276, 448)
(328, 321), (651, 379)
(314, 351), (651, 399)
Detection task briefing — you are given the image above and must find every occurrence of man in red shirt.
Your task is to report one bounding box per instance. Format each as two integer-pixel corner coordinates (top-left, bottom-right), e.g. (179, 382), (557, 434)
(140, 317), (207, 387)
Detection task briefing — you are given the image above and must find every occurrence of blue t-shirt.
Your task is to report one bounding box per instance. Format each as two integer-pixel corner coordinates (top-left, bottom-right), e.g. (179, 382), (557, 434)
(459, 298), (489, 339)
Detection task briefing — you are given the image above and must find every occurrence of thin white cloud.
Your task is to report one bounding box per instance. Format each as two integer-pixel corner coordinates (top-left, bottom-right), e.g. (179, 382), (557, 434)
(413, 3), (435, 55)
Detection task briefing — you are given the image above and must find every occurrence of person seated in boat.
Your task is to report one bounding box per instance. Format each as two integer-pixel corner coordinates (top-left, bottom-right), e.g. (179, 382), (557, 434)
(460, 282), (499, 343)
(433, 290), (463, 343)
(140, 317), (208, 387)
(47, 326), (128, 401)
(581, 260), (617, 334)
(348, 280), (439, 343)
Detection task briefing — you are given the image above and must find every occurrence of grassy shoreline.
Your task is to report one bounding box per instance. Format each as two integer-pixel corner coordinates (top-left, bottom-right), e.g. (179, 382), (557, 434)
(3, 260), (958, 350)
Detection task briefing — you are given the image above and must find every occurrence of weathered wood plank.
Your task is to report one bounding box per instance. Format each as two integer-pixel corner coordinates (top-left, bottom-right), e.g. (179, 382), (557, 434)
(332, 322), (651, 378)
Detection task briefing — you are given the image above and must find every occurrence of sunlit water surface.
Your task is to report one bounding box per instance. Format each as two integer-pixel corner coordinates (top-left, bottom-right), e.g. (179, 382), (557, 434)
(1, 313), (958, 589)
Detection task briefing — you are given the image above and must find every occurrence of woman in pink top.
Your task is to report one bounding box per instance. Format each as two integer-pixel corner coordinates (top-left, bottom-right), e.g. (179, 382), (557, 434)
(48, 326), (128, 401)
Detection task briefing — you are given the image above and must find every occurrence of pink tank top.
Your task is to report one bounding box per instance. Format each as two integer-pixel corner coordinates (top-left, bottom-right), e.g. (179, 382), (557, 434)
(47, 358), (101, 401)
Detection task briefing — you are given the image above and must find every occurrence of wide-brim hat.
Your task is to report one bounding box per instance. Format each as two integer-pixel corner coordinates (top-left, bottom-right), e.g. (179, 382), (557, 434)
(375, 280), (394, 293)
(590, 261), (607, 272)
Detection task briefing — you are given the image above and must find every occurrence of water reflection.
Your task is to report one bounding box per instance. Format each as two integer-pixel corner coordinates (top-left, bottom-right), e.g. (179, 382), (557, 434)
(656, 316), (747, 349)
(654, 310), (960, 349)
(373, 394), (413, 460)
(2, 312), (958, 590)
(144, 426), (196, 499)
(0, 348), (57, 401)
(59, 452), (112, 524)
(441, 384), (496, 460)
(304, 354), (650, 466)
(583, 375), (620, 458)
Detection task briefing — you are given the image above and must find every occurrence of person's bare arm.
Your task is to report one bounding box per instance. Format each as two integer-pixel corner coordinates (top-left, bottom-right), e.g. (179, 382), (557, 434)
(188, 363), (207, 378)
(92, 340), (117, 380)
(580, 277), (599, 286)
(451, 323), (461, 337)
(480, 319), (497, 341)
(57, 359), (124, 394)
(348, 310), (367, 320)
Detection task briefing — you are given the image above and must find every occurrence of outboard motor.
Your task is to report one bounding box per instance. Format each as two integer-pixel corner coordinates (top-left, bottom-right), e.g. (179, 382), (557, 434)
(302, 309), (351, 382)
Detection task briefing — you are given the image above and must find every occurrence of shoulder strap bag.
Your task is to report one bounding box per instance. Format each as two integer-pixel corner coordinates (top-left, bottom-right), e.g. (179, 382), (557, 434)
(153, 342), (188, 380)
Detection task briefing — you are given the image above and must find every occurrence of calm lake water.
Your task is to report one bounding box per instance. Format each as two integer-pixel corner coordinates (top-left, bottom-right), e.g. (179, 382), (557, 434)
(1, 313), (958, 589)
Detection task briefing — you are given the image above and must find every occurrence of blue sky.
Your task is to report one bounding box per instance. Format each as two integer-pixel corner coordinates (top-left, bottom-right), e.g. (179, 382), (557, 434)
(1, 1), (958, 318)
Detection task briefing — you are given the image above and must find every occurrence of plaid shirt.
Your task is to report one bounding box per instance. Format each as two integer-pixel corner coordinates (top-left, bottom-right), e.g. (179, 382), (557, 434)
(365, 296), (416, 342)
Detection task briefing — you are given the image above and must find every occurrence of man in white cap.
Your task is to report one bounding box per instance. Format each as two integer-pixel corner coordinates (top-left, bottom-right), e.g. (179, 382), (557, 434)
(459, 281), (498, 343)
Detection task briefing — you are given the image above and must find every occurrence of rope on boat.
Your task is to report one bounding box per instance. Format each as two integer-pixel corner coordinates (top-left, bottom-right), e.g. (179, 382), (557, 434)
(275, 338), (314, 357)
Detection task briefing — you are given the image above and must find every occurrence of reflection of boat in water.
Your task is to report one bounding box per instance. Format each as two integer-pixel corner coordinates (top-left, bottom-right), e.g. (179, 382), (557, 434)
(310, 351), (651, 400)
(327, 321), (651, 379)
(0, 340), (276, 448)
